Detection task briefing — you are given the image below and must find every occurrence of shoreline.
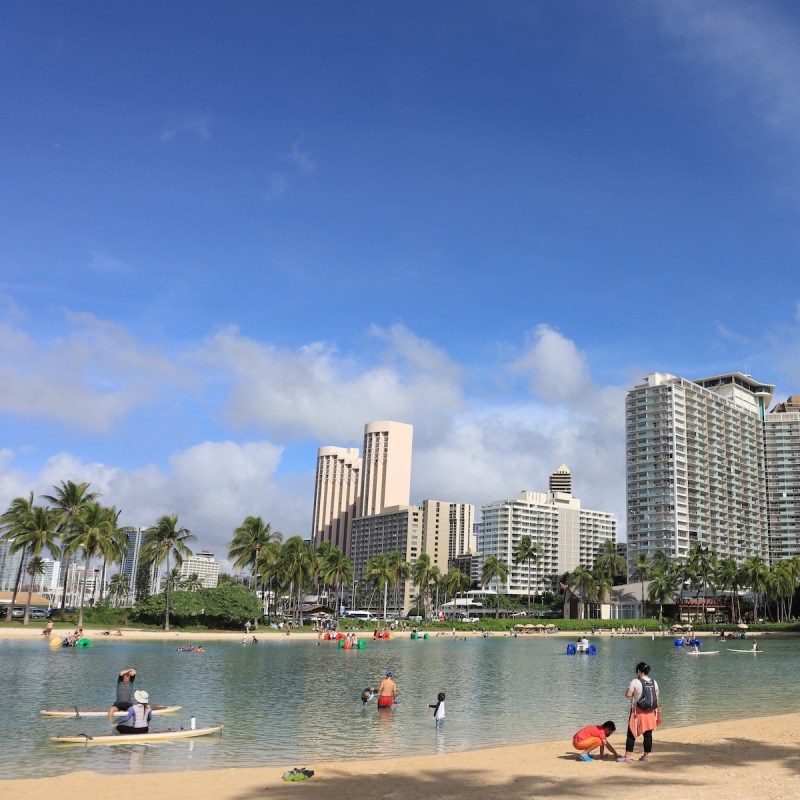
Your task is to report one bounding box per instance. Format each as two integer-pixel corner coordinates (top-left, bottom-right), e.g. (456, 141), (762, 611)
(5, 712), (800, 799)
(0, 625), (767, 642)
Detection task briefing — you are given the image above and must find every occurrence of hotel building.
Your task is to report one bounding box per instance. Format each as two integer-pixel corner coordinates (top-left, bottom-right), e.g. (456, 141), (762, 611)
(766, 396), (800, 561)
(311, 446), (362, 555)
(625, 372), (773, 571)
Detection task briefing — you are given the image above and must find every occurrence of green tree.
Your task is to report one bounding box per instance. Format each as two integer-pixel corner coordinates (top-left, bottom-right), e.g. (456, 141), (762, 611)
(411, 553), (438, 620)
(568, 565), (596, 619)
(0, 493), (36, 621)
(716, 557), (742, 623)
(631, 552), (651, 618)
(255, 540), (283, 620)
(647, 566), (676, 627)
(388, 551), (410, 617)
(740, 555), (768, 622)
(481, 555), (509, 619)
(443, 567), (471, 618)
(67, 501), (115, 627)
(365, 553), (393, 619)
(687, 543), (717, 623)
(514, 535), (543, 611)
(41, 480), (100, 619)
(140, 514), (197, 631)
(229, 516), (279, 588)
(279, 536), (314, 625)
(107, 573), (130, 607)
(595, 540), (627, 584)
(318, 546), (352, 620)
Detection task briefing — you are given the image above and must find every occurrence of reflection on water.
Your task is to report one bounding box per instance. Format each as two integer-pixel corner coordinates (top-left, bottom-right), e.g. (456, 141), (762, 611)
(1, 632), (798, 779)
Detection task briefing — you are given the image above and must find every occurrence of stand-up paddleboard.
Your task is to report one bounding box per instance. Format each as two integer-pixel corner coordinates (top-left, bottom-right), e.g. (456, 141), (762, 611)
(41, 705), (182, 717)
(727, 648), (762, 653)
(687, 650), (720, 655)
(50, 725), (223, 744)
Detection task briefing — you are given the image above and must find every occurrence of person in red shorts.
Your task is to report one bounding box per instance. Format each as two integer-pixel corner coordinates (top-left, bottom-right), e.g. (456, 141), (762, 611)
(376, 671), (397, 708)
(572, 721), (620, 761)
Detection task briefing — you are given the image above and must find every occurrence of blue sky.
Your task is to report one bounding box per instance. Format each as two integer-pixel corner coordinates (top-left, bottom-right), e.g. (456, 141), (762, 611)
(3, 1), (800, 557)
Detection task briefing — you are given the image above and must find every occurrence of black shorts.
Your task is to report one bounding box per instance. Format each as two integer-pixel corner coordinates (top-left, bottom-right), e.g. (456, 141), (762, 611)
(116, 724), (148, 734)
(114, 701), (133, 711)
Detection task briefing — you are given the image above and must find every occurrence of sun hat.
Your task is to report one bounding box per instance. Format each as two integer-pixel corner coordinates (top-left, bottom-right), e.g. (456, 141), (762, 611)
(134, 690), (149, 704)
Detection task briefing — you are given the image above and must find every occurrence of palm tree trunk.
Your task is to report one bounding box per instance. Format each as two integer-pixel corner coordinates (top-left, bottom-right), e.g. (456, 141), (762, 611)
(164, 554), (171, 631)
(99, 558), (108, 603)
(23, 578), (35, 625)
(58, 553), (71, 619)
(5, 545), (27, 621)
(383, 581), (388, 620)
(77, 555), (89, 627)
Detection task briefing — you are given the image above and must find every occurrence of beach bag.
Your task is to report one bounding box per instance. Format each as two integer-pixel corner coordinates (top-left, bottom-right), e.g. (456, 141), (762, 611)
(637, 678), (658, 711)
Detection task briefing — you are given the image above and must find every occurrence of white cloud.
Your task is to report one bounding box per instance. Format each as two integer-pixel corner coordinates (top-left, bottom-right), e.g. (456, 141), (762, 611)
(656, 1), (800, 140)
(0, 312), (192, 433)
(197, 323), (466, 443)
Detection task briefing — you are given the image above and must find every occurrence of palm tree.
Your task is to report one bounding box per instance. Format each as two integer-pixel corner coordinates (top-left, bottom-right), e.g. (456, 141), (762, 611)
(481, 555), (509, 619)
(96, 506), (128, 604)
(647, 566), (676, 627)
(514, 535), (543, 611)
(182, 572), (203, 592)
(229, 517), (278, 588)
(41, 481), (100, 618)
(107, 573), (130, 607)
(740, 555), (768, 623)
(411, 553), (438, 620)
(279, 536), (314, 625)
(365, 553), (393, 619)
(67, 502), (114, 627)
(592, 569), (613, 608)
(631, 552), (651, 619)
(716, 557), (741, 623)
(388, 551), (410, 617)
(687, 543), (716, 623)
(255, 540), (283, 620)
(0, 493), (36, 621)
(595, 540), (627, 584)
(443, 567), (471, 619)
(319, 546), (352, 620)
(24, 556), (47, 621)
(13, 505), (59, 624)
(568, 565), (596, 620)
(140, 514), (196, 631)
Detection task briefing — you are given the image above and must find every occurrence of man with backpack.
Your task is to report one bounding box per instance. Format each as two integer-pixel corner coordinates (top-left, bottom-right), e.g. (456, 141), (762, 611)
(617, 661), (660, 762)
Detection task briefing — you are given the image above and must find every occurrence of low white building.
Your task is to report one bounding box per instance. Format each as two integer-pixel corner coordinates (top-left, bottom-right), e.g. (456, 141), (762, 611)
(179, 551), (220, 588)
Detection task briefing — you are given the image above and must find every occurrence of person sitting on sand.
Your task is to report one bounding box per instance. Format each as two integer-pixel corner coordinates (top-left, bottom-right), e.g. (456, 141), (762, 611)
(114, 629), (123, 636)
(572, 721), (620, 761)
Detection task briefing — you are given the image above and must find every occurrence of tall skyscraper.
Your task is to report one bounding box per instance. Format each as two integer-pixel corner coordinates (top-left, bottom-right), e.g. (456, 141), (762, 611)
(766, 396), (800, 561)
(311, 446), (362, 555)
(120, 527), (146, 604)
(625, 372), (773, 569)
(357, 421), (413, 518)
(477, 470), (616, 599)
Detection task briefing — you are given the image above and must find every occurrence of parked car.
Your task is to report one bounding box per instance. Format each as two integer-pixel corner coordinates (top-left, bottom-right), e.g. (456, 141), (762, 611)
(11, 607), (25, 618)
(29, 609), (47, 619)
(406, 615), (423, 622)
(461, 616), (480, 624)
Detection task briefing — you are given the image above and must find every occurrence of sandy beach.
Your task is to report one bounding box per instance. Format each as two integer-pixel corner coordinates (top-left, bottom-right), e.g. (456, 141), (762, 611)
(2, 712), (797, 799)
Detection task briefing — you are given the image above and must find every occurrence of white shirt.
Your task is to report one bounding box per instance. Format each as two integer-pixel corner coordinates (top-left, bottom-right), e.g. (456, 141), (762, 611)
(629, 676), (659, 704)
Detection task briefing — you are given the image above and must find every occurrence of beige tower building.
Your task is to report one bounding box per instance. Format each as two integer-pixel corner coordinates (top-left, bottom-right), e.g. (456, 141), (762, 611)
(357, 421), (413, 518)
(549, 464), (572, 494)
(312, 446), (362, 555)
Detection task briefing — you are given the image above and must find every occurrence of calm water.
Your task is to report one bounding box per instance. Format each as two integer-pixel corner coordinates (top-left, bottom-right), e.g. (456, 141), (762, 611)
(1, 632), (798, 780)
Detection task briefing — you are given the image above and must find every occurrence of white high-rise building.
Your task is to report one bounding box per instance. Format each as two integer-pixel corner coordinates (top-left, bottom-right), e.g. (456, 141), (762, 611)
(478, 479), (616, 599)
(766, 396), (800, 561)
(311, 446), (362, 556)
(625, 372), (773, 570)
(0, 542), (24, 592)
(179, 550), (220, 588)
(357, 421), (413, 518)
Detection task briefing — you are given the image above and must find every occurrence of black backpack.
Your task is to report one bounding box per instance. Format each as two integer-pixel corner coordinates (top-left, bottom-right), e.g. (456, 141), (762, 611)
(637, 678), (658, 711)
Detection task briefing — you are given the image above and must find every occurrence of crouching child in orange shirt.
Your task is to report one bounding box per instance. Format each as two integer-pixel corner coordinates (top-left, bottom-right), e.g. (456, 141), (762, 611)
(572, 721), (620, 762)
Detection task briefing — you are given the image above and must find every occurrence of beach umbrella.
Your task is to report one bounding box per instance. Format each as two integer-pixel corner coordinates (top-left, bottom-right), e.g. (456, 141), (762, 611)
(533, 624), (545, 629)
(544, 623), (556, 629)
(513, 624), (525, 630)
(737, 623), (749, 629)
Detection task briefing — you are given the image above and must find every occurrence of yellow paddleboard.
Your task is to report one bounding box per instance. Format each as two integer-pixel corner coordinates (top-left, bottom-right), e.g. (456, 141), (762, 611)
(50, 725), (223, 744)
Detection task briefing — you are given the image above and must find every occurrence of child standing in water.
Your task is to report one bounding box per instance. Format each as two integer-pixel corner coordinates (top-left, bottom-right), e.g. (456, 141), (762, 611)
(429, 692), (446, 726)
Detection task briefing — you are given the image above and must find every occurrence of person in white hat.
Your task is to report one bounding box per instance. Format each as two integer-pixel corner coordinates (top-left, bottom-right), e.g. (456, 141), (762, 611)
(115, 689), (152, 735)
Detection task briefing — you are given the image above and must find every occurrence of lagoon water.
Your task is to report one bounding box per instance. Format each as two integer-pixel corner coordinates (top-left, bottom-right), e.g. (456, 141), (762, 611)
(2, 632), (798, 780)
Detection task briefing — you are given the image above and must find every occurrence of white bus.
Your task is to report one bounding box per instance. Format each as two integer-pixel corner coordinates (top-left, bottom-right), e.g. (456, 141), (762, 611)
(343, 610), (377, 621)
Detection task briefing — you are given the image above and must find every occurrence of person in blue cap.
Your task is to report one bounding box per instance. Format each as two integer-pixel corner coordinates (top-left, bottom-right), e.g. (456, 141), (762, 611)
(376, 671), (397, 708)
